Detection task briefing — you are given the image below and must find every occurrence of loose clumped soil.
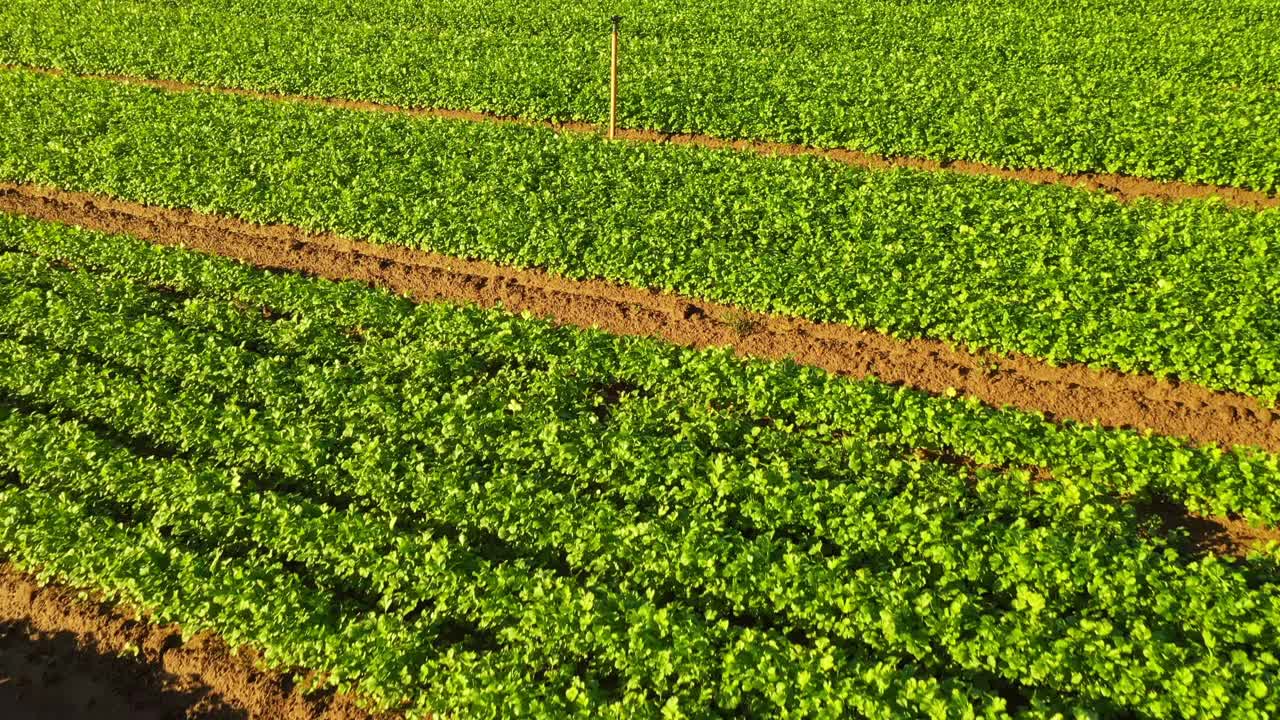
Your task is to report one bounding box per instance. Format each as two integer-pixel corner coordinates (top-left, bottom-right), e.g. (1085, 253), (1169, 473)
(2, 181), (1276, 453)
(4, 63), (1278, 211)
(0, 565), (388, 720)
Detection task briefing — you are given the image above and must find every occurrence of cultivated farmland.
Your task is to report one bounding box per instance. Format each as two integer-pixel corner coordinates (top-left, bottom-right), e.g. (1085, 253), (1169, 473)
(4, 0), (1280, 188)
(1, 2), (1279, 718)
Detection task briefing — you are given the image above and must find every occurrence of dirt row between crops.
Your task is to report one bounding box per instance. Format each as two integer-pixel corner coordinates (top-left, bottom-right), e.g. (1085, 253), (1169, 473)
(0, 564), (389, 720)
(3, 181), (1278, 453)
(5, 63), (1278, 211)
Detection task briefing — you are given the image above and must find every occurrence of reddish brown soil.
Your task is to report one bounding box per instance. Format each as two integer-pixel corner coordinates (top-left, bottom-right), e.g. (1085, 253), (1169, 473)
(2, 181), (1277, 453)
(0, 565), (388, 720)
(4, 63), (1277, 211)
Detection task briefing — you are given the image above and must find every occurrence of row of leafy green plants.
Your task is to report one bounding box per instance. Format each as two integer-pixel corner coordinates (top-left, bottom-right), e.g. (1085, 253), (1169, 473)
(2, 0), (1279, 189)
(2, 212), (1279, 717)
(2, 69), (1279, 403)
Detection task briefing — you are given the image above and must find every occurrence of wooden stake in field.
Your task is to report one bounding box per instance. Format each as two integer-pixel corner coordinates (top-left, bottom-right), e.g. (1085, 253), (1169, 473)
(609, 15), (621, 140)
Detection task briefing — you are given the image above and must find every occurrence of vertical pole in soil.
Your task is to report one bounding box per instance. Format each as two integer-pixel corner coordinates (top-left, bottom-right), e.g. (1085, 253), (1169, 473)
(609, 15), (621, 140)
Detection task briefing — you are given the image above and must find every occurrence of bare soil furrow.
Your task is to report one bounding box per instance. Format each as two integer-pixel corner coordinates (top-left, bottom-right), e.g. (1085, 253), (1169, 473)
(1, 181), (1277, 452)
(4, 63), (1278, 210)
(0, 564), (385, 720)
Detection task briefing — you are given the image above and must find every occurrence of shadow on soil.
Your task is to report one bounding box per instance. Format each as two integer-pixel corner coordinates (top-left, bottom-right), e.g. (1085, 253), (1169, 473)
(0, 619), (243, 720)
(1135, 500), (1280, 559)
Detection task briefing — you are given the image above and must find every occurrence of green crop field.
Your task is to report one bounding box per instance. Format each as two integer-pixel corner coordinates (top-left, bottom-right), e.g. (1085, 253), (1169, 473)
(3, 0), (1280, 189)
(2, 215), (1280, 717)
(1, 2), (1279, 718)
(3, 70), (1280, 401)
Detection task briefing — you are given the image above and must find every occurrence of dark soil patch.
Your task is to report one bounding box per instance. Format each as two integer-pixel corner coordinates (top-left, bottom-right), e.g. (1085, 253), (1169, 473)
(1136, 501), (1280, 558)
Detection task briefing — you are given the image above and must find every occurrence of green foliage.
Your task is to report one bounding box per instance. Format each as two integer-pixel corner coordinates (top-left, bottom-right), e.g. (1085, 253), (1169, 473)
(2, 213), (1280, 717)
(1, 0), (1279, 189)
(1, 70), (1279, 402)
